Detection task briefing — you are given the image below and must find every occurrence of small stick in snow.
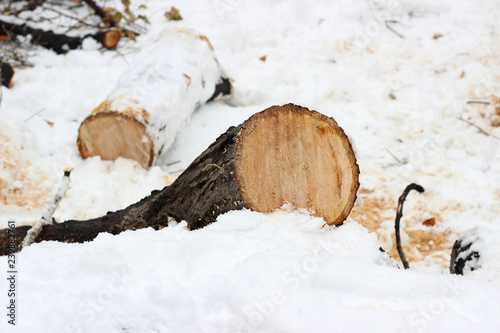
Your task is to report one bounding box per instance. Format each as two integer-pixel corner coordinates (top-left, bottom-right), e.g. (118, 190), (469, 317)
(466, 101), (490, 105)
(21, 169), (72, 249)
(384, 20), (404, 39)
(23, 108), (45, 122)
(456, 116), (500, 142)
(384, 147), (406, 165)
(166, 160), (181, 166)
(395, 183), (425, 269)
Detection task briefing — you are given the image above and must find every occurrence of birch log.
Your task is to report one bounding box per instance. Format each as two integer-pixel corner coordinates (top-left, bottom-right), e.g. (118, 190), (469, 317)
(77, 28), (230, 168)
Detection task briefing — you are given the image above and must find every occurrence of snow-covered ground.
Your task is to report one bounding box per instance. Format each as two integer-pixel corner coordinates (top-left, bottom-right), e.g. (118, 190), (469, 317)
(1, 0), (500, 332)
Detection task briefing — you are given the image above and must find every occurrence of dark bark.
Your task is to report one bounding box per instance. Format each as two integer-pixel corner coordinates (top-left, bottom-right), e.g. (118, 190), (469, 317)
(0, 19), (119, 54)
(82, 0), (110, 21)
(0, 123), (246, 255)
(207, 77), (231, 102)
(1, 62), (14, 88)
(450, 239), (481, 275)
(395, 183), (425, 269)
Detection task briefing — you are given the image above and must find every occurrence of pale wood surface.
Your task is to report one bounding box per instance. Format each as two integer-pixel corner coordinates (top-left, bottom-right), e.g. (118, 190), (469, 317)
(78, 112), (154, 168)
(234, 104), (359, 225)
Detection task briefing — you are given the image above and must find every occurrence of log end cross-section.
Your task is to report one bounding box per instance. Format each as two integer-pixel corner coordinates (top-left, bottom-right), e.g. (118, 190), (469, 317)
(77, 109), (154, 168)
(234, 104), (359, 225)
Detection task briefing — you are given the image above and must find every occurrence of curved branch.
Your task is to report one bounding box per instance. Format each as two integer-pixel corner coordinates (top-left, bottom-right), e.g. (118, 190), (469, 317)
(395, 183), (425, 269)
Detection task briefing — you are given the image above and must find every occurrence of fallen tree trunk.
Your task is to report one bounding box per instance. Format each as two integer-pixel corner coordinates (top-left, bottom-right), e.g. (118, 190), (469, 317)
(77, 28), (231, 168)
(0, 19), (120, 53)
(1, 104), (359, 255)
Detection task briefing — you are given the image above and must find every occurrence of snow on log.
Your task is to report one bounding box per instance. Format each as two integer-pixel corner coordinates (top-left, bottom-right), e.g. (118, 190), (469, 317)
(1, 104), (359, 254)
(77, 28), (231, 168)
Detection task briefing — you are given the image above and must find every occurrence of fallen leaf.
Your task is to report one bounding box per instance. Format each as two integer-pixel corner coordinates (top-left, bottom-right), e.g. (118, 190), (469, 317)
(423, 218), (436, 226)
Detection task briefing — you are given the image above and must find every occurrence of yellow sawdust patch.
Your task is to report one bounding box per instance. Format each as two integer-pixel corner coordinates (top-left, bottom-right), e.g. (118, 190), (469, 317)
(349, 187), (455, 268)
(0, 133), (51, 209)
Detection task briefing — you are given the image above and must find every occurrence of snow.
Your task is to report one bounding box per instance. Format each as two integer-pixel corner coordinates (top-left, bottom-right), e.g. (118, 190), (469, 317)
(1, 0), (500, 332)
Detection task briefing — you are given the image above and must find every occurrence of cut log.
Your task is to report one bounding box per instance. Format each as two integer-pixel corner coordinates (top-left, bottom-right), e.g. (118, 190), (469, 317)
(77, 28), (231, 168)
(92, 30), (121, 50)
(0, 104), (359, 255)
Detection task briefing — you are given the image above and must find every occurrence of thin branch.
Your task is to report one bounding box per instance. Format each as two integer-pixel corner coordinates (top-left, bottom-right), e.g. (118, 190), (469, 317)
(166, 160), (181, 166)
(24, 108), (45, 122)
(21, 168), (72, 249)
(385, 20), (404, 39)
(385, 147), (404, 164)
(42, 5), (98, 29)
(466, 101), (490, 105)
(456, 116), (500, 142)
(81, 0), (107, 20)
(395, 183), (424, 269)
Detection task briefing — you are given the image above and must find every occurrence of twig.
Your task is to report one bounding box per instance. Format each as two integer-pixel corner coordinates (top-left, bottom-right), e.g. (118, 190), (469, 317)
(42, 5), (99, 29)
(23, 108), (45, 122)
(81, 0), (108, 20)
(395, 183), (424, 269)
(21, 168), (72, 249)
(456, 116), (500, 142)
(449, 240), (460, 274)
(166, 160), (181, 167)
(385, 20), (404, 39)
(385, 147), (404, 164)
(466, 101), (490, 105)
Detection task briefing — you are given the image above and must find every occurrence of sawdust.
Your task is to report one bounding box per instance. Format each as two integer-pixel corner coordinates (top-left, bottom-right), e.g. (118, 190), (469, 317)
(386, 230), (454, 269)
(0, 133), (51, 209)
(349, 188), (395, 233)
(162, 174), (175, 186)
(349, 187), (454, 268)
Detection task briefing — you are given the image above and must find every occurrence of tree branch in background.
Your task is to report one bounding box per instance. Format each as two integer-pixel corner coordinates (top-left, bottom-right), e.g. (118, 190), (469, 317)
(81, 0), (111, 23)
(456, 116), (500, 142)
(0, 19), (120, 53)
